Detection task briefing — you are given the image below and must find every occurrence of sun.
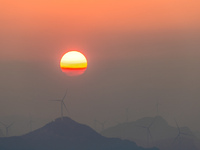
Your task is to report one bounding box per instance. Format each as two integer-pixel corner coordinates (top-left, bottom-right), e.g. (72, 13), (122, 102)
(60, 51), (87, 76)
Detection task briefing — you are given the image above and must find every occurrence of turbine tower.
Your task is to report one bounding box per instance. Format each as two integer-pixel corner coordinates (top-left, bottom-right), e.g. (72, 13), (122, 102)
(155, 100), (160, 116)
(0, 129), (4, 137)
(137, 118), (156, 146)
(93, 118), (97, 131)
(28, 113), (34, 132)
(0, 121), (14, 137)
(125, 108), (129, 123)
(50, 90), (69, 120)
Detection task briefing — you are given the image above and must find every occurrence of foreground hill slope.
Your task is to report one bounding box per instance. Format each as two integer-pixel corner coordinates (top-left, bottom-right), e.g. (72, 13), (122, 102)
(0, 117), (159, 150)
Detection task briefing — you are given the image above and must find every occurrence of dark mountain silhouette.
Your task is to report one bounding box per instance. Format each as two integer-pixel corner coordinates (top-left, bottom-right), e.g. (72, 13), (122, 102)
(101, 116), (200, 150)
(0, 117), (159, 150)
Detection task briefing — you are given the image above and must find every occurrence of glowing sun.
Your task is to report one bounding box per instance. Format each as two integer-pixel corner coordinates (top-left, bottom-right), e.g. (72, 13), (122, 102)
(60, 51), (87, 76)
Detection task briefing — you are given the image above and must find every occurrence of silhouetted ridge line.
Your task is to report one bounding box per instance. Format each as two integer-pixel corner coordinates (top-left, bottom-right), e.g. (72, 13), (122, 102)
(24, 117), (103, 141)
(0, 117), (159, 150)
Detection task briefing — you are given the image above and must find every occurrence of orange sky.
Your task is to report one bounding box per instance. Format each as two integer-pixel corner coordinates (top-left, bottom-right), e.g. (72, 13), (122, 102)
(1, 0), (200, 132)
(1, 0), (200, 32)
(0, 0), (200, 61)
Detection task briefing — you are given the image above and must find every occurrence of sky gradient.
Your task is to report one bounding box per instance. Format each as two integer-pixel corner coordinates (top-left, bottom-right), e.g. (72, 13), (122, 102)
(0, 0), (200, 135)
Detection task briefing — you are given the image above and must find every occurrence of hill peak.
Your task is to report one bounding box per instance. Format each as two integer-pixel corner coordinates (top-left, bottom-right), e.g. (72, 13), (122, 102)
(24, 116), (102, 141)
(0, 117), (159, 150)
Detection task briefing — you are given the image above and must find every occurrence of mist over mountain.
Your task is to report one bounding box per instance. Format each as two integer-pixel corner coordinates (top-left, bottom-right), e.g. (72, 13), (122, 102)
(0, 117), (159, 150)
(101, 116), (200, 150)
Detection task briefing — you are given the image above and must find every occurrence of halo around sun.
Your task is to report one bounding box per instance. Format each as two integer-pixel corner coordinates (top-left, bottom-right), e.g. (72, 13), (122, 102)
(60, 51), (87, 76)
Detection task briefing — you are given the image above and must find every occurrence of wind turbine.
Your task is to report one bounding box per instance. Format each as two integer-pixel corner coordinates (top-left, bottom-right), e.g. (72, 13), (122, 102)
(0, 121), (14, 137)
(50, 90), (69, 120)
(28, 113), (34, 132)
(172, 120), (192, 145)
(137, 118), (156, 146)
(97, 120), (107, 131)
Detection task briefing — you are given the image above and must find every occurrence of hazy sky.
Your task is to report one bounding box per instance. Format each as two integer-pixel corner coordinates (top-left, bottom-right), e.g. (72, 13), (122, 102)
(0, 0), (200, 135)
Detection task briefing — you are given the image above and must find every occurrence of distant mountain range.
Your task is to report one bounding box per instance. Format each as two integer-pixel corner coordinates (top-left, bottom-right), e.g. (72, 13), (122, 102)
(101, 116), (200, 150)
(0, 117), (158, 150)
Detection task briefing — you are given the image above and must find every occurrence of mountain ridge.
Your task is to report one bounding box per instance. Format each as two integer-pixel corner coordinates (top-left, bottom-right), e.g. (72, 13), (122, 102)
(0, 117), (159, 150)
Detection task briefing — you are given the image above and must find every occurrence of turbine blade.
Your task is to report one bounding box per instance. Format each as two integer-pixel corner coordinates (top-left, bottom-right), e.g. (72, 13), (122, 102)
(149, 118), (156, 128)
(172, 135), (179, 145)
(62, 90), (68, 101)
(181, 132), (194, 137)
(174, 119), (181, 133)
(136, 125), (146, 128)
(0, 121), (6, 127)
(62, 101), (69, 113)
(8, 122), (14, 128)
(50, 100), (61, 102)
(175, 119), (180, 128)
(148, 129), (153, 139)
(181, 132), (189, 136)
